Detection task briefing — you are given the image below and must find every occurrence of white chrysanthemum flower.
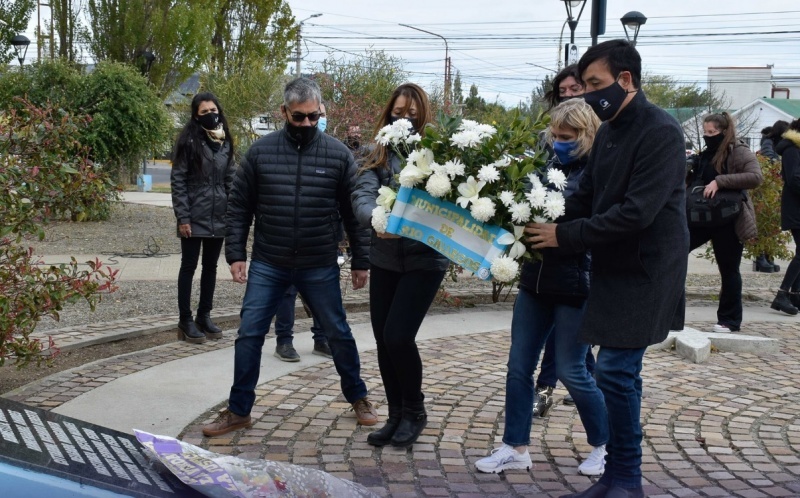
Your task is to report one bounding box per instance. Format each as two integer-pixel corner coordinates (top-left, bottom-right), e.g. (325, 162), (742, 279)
(451, 129), (483, 149)
(509, 201), (532, 224)
(456, 176), (486, 208)
(429, 162), (446, 175)
(477, 165), (500, 184)
(475, 123), (497, 136)
(499, 190), (515, 207)
(425, 173), (451, 198)
(375, 118), (414, 146)
(459, 119), (480, 131)
(527, 172), (543, 190)
(526, 186), (547, 209)
(491, 255), (520, 283)
(376, 186), (397, 210)
(547, 169), (568, 191)
(371, 206), (389, 233)
(489, 156), (512, 168)
(470, 197), (496, 222)
(533, 215), (548, 223)
(544, 191), (566, 219)
(407, 133), (422, 144)
(399, 165), (427, 187)
(443, 159), (466, 179)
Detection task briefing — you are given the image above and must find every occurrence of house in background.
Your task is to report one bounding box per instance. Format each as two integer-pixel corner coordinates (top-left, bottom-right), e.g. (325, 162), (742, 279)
(732, 98), (800, 149)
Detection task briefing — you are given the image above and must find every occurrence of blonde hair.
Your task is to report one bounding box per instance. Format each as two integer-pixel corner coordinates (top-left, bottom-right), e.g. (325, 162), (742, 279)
(545, 99), (600, 160)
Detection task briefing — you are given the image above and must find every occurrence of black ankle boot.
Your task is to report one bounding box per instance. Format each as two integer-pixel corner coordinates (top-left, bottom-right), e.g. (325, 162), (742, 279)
(367, 405), (402, 447)
(790, 292), (800, 309)
(195, 314), (223, 339)
(754, 255), (775, 273)
(178, 319), (207, 344)
(771, 290), (799, 316)
(390, 410), (427, 448)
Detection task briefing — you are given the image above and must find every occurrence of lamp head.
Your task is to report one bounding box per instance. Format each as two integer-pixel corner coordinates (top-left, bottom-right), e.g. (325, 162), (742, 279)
(10, 34), (30, 66)
(620, 11), (647, 46)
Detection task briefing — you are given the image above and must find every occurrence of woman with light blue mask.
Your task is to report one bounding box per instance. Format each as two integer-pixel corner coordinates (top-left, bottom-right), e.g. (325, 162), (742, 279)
(476, 99), (608, 477)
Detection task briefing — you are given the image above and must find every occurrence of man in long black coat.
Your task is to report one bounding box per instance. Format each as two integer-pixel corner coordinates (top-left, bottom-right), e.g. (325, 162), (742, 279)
(529, 40), (688, 498)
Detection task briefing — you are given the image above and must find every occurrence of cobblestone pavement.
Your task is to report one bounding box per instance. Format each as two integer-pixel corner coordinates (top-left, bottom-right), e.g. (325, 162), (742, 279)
(8, 302), (800, 497)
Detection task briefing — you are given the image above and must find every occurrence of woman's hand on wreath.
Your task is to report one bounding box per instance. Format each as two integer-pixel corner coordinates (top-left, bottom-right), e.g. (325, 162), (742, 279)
(704, 180), (719, 199)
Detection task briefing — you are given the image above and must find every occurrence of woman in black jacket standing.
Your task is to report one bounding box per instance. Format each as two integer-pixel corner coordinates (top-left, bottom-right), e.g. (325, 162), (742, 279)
(475, 99), (608, 476)
(772, 119), (800, 314)
(352, 83), (449, 448)
(171, 92), (236, 344)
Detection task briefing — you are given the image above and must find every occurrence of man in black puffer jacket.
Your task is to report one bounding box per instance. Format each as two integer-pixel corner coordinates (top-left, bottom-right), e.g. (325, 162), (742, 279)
(202, 78), (376, 437)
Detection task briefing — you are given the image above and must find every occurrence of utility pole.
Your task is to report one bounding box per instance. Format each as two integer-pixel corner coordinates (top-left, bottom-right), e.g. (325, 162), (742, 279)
(294, 14), (322, 77)
(399, 24), (450, 109)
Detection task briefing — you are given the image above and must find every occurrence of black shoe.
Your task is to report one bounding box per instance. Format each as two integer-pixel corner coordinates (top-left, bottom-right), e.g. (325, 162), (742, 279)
(605, 486), (644, 498)
(390, 411), (427, 448)
(274, 343), (300, 362)
(178, 319), (207, 344)
(367, 405), (402, 447)
(533, 385), (554, 418)
(563, 394), (575, 406)
(312, 341), (333, 359)
(771, 290), (799, 316)
(560, 481), (610, 498)
(790, 292), (800, 309)
(754, 255), (776, 273)
(195, 314), (223, 339)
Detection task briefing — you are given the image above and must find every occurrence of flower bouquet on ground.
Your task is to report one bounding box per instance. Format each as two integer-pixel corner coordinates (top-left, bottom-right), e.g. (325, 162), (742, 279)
(372, 111), (558, 283)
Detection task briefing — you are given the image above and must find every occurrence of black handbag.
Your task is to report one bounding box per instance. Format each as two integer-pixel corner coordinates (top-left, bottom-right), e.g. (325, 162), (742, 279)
(685, 182), (743, 228)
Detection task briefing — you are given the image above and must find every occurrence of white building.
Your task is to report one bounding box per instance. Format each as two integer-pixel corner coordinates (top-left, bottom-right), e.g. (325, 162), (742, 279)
(708, 66), (773, 110)
(732, 98), (800, 149)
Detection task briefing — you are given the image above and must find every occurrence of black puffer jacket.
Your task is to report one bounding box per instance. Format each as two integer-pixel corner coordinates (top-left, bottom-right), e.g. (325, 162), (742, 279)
(777, 130), (800, 230)
(225, 126), (370, 270)
(352, 153), (450, 273)
(519, 157), (590, 301)
(171, 140), (235, 238)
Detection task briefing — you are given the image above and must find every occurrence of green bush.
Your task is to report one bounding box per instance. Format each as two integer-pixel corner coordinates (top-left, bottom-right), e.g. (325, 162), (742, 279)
(745, 155), (793, 261)
(0, 100), (118, 367)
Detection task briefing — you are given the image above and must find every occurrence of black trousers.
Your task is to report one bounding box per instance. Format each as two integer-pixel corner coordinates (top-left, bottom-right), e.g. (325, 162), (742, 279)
(178, 237), (224, 321)
(369, 265), (446, 413)
(689, 222), (743, 330)
(780, 229), (800, 293)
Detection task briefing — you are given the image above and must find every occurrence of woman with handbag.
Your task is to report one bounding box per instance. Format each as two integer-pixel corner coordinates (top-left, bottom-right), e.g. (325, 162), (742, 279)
(771, 119), (800, 315)
(686, 112), (762, 332)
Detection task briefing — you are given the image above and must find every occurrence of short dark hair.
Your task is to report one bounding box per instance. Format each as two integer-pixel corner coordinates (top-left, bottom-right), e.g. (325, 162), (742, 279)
(544, 64), (582, 110)
(789, 119), (800, 133)
(771, 120), (790, 141)
(578, 39), (641, 88)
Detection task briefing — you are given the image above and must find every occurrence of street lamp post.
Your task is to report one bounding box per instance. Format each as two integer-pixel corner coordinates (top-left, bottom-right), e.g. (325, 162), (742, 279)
(620, 11), (647, 47)
(11, 35), (30, 67)
(399, 23), (450, 109)
(559, 1), (587, 68)
(295, 13), (322, 77)
(142, 51), (155, 75)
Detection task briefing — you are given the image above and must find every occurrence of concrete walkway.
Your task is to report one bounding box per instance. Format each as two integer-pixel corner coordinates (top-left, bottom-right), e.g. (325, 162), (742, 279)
(7, 191), (800, 496)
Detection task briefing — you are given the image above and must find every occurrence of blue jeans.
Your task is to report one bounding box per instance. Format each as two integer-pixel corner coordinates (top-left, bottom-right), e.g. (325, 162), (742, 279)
(537, 332), (596, 388)
(503, 288), (608, 447)
(274, 286), (326, 345)
(596, 346), (647, 490)
(228, 260), (367, 415)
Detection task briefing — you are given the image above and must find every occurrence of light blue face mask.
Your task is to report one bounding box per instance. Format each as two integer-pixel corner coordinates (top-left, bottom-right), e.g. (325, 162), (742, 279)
(317, 117), (327, 133)
(553, 140), (579, 165)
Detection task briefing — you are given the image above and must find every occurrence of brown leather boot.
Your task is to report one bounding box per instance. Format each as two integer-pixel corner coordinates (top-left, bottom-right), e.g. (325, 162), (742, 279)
(202, 409), (252, 437)
(352, 398), (378, 426)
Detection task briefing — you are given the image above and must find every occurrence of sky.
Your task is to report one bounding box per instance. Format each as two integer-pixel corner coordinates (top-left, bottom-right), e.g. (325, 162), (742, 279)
(20, 0), (800, 107)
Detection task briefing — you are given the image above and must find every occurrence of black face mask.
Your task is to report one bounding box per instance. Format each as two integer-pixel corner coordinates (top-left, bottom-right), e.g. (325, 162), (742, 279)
(703, 134), (724, 151)
(583, 79), (631, 122)
(286, 121), (318, 147)
(388, 115), (418, 135)
(196, 112), (220, 130)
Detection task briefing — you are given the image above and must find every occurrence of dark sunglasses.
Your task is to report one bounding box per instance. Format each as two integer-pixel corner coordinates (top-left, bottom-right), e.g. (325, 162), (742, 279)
(288, 111), (321, 122)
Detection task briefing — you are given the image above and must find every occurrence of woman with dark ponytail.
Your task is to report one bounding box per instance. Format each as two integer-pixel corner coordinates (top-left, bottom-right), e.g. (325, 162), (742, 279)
(686, 112), (762, 331)
(171, 92), (236, 343)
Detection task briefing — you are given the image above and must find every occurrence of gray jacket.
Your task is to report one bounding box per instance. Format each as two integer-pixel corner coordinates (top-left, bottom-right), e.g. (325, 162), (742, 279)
(352, 153), (450, 273)
(171, 140), (234, 238)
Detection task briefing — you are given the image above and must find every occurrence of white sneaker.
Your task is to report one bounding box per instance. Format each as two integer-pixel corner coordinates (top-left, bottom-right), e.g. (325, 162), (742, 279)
(712, 324), (732, 333)
(475, 444), (532, 473)
(578, 445), (606, 476)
